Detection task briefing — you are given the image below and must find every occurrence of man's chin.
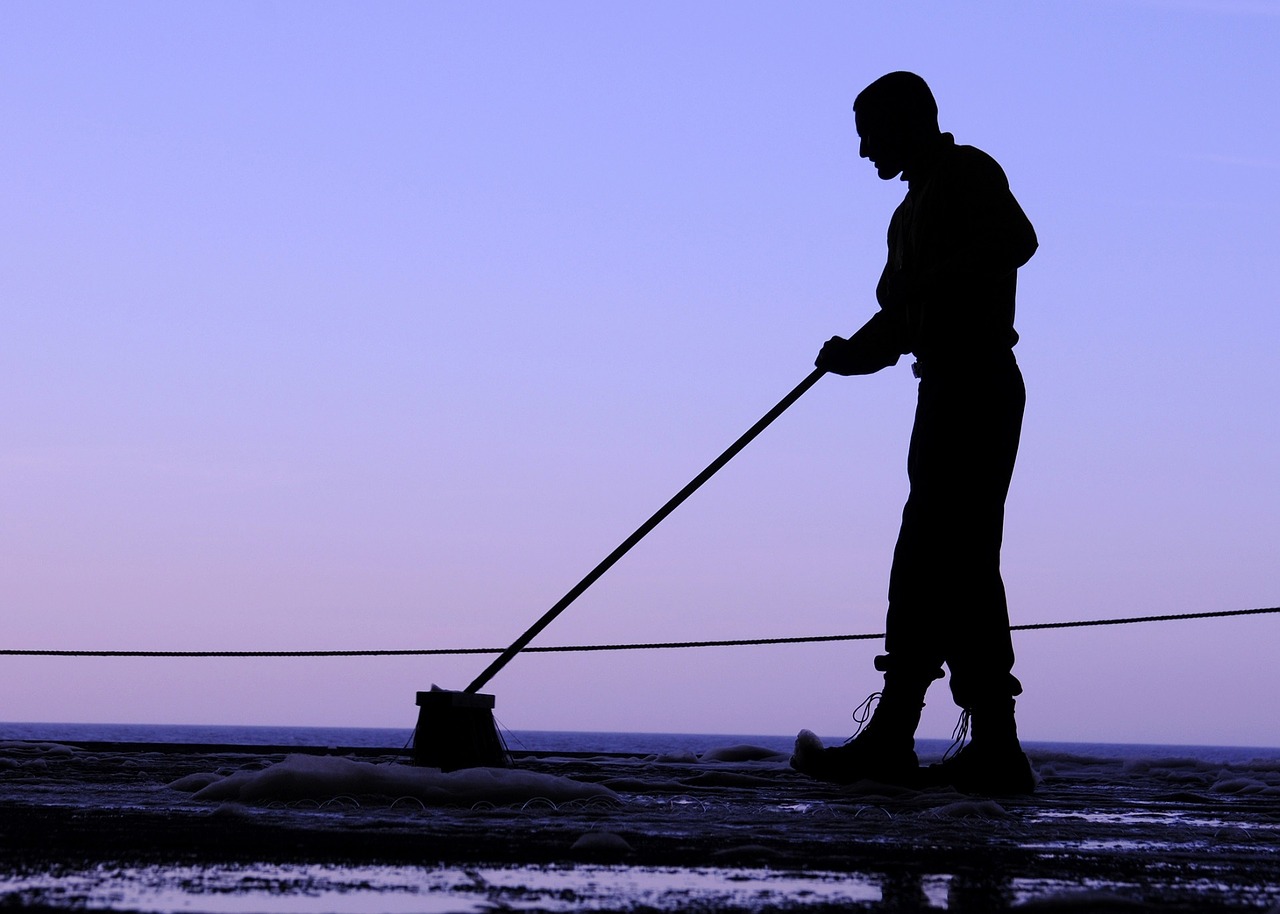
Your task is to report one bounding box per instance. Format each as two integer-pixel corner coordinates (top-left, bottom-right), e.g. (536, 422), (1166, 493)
(876, 164), (904, 180)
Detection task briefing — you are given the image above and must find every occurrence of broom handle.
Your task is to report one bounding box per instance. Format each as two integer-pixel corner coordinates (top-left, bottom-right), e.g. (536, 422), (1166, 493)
(465, 366), (827, 694)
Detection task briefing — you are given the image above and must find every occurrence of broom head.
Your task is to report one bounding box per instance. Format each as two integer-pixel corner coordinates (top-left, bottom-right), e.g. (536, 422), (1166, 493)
(412, 689), (510, 770)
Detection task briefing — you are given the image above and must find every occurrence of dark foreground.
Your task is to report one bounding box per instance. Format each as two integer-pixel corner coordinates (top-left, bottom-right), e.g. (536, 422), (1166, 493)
(1, 738), (1278, 912)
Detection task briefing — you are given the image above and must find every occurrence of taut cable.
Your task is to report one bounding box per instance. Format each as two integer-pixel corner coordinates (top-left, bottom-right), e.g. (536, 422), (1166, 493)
(2, 605), (1275, 658)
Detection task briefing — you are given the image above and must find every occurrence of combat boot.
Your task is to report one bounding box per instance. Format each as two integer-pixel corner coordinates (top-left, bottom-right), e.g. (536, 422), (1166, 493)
(924, 698), (1035, 795)
(791, 689), (924, 786)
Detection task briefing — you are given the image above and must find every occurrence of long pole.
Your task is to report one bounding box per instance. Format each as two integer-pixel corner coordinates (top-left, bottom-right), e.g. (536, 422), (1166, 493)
(465, 366), (826, 694)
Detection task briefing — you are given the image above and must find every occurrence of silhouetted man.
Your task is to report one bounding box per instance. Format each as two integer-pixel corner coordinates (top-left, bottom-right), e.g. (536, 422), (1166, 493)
(791, 72), (1037, 794)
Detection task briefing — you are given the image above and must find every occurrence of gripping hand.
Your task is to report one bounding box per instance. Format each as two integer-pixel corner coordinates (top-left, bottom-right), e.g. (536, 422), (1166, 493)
(816, 336), (860, 375)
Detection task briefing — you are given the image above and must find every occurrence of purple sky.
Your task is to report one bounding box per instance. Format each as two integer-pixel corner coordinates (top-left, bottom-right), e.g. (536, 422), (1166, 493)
(3, 1), (1278, 747)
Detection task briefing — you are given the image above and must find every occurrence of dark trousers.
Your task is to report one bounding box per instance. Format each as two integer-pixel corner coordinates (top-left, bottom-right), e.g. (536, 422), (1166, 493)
(883, 353), (1025, 709)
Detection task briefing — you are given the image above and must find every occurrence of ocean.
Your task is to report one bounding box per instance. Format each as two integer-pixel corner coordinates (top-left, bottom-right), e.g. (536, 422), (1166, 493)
(3, 722), (1279, 912)
(3, 719), (1277, 765)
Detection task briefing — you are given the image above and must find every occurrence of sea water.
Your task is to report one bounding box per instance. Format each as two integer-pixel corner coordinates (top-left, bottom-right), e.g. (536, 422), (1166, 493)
(2, 720), (1277, 765)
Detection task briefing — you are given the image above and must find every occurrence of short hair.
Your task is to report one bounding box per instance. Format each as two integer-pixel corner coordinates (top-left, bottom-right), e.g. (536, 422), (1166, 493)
(854, 72), (939, 132)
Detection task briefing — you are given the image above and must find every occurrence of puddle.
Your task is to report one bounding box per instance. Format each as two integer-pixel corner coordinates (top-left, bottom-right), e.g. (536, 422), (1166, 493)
(0, 862), (883, 912)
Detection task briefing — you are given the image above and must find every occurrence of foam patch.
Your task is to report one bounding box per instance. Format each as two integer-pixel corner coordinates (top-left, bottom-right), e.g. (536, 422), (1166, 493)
(185, 754), (619, 806)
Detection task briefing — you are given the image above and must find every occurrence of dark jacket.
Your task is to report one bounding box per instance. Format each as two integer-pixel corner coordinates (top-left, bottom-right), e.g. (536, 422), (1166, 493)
(851, 133), (1037, 372)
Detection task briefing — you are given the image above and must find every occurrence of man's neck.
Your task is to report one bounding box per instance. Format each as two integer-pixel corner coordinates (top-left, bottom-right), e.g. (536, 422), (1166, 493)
(904, 131), (952, 186)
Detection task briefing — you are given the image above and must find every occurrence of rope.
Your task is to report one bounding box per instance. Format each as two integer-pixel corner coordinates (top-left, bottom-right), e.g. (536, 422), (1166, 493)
(1, 605), (1275, 659)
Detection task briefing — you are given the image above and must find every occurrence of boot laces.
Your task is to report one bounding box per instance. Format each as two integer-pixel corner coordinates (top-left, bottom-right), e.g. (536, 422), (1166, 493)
(942, 709), (972, 762)
(843, 691), (883, 745)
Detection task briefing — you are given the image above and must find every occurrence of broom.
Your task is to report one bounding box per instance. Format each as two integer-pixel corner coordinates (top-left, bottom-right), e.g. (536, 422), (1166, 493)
(412, 366), (827, 769)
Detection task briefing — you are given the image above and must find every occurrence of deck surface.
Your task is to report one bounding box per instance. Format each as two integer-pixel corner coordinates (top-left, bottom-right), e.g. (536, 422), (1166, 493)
(1, 739), (1277, 911)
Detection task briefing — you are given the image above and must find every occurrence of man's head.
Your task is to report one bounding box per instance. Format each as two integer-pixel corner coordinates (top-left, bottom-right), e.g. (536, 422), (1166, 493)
(853, 72), (941, 181)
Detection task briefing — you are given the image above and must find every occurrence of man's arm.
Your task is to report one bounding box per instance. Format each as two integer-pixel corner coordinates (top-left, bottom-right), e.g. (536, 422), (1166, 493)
(816, 303), (907, 375)
(818, 213), (915, 376)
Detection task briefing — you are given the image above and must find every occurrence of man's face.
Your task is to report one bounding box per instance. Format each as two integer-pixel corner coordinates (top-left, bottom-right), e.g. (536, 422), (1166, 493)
(855, 110), (910, 181)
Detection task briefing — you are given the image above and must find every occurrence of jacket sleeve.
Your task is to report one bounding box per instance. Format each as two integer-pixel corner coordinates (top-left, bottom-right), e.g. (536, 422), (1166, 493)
(835, 278), (909, 375)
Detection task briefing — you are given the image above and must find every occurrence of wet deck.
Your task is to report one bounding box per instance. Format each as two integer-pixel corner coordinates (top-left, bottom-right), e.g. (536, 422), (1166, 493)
(1, 739), (1277, 911)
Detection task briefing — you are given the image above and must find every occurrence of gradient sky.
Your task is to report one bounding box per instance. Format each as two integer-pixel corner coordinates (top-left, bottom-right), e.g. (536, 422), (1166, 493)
(3, 1), (1277, 747)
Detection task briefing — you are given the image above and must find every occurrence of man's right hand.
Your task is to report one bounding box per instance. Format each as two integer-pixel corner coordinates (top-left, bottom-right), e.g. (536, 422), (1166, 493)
(816, 315), (904, 376)
(816, 335), (859, 375)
